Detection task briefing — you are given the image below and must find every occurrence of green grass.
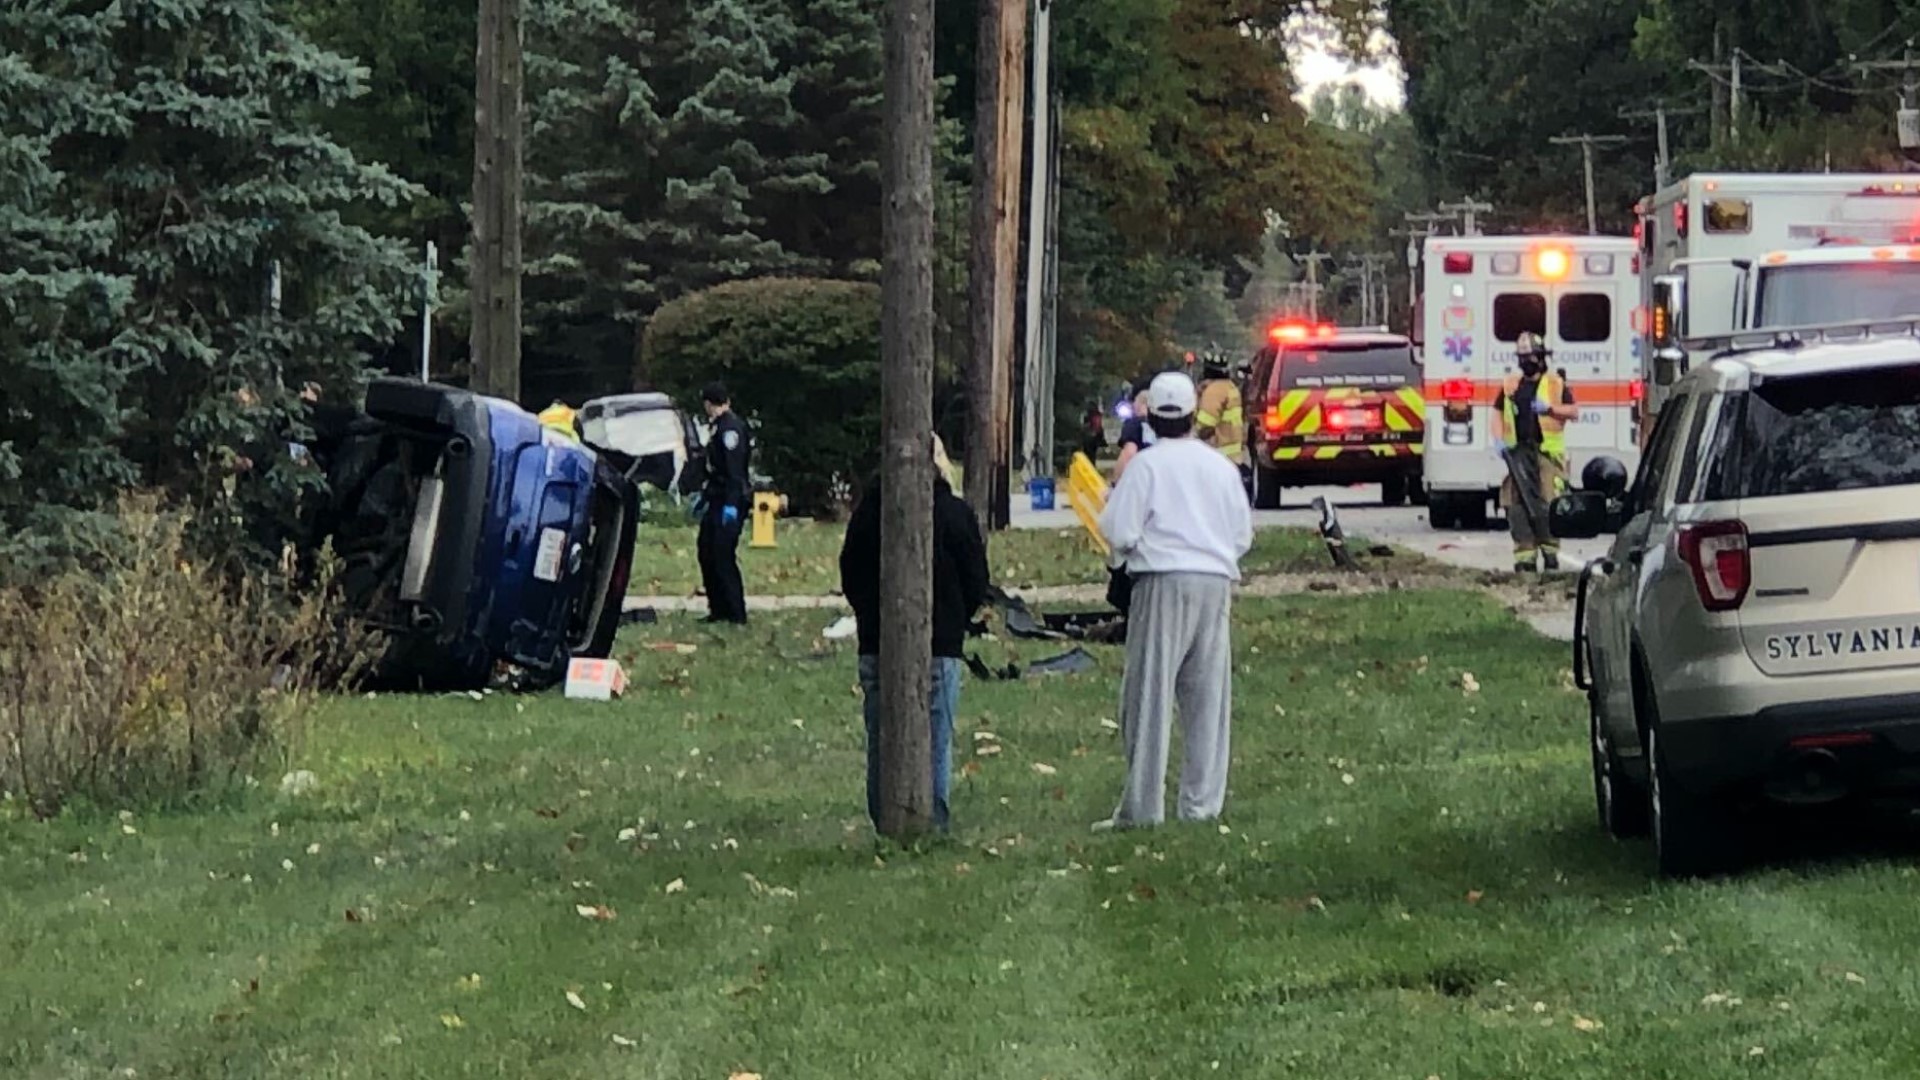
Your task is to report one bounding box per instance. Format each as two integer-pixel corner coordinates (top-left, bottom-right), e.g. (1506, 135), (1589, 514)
(627, 519), (1337, 597)
(8, 593), (1920, 1078)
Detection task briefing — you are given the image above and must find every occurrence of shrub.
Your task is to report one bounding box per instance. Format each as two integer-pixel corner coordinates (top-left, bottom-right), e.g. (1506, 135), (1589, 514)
(0, 500), (369, 818)
(640, 278), (881, 516)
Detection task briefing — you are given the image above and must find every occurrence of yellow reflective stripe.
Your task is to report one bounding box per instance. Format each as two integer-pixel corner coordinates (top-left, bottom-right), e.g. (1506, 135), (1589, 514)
(1397, 387), (1426, 413)
(1276, 390), (1312, 426)
(1383, 406), (1416, 433)
(1196, 410), (1218, 425)
(1274, 448), (1303, 461)
(1314, 446), (1343, 460)
(1295, 405), (1322, 434)
(1410, 443), (1425, 456)
(1221, 407), (1243, 425)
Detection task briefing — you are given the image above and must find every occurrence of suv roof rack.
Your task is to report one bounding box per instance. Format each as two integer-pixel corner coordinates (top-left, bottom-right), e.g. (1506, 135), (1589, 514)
(1685, 315), (1920, 357)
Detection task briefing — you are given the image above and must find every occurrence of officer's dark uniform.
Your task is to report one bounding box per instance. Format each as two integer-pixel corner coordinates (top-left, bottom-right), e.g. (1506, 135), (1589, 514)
(698, 410), (753, 623)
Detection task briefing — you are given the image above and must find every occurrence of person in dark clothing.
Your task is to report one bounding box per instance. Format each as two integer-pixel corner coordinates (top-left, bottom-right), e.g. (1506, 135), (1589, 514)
(697, 382), (753, 624)
(838, 437), (991, 832)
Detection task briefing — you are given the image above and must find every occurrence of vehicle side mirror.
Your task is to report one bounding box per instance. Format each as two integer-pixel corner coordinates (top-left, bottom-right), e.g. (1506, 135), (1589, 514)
(1550, 491), (1617, 539)
(1650, 274), (1689, 386)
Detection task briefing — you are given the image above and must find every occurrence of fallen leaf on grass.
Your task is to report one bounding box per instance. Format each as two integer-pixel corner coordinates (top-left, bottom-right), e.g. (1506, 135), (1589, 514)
(1031, 762), (1058, 776)
(954, 862), (972, 875)
(617, 827), (640, 843)
(457, 974), (483, 991)
(1132, 882), (1158, 901)
(961, 760), (983, 778)
(729, 1073), (764, 1080)
(1845, 971), (1867, 985)
(1572, 1016), (1603, 1033)
(611, 1034), (637, 1048)
(1461, 673), (1481, 695)
(575, 904), (617, 922)
(665, 878), (686, 895)
(440, 1013), (465, 1029)
(565, 990), (588, 1011)
(975, 744), (1003, 757)
(1465, 890), (1485, 904)
(534, 807), (561, 819)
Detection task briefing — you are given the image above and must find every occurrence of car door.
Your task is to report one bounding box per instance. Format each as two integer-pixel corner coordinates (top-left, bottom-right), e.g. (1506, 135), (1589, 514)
(1592, 392), (1693, 733)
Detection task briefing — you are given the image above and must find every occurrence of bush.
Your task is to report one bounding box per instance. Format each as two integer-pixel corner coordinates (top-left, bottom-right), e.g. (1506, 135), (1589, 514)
(0, 501), (369, 818)
(640, 278), (881, 516)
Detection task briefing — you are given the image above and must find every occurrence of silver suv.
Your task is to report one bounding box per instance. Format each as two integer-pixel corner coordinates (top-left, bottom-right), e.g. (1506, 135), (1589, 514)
(1557, 321), (1920, 876)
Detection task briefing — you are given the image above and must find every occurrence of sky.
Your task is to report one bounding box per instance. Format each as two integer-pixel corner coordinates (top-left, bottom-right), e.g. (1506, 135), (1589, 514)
(1292, 35), (1404, 108)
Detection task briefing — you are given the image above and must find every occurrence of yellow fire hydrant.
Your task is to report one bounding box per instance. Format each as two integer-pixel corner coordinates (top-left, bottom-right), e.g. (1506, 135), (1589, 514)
(751, 492), (781, 548)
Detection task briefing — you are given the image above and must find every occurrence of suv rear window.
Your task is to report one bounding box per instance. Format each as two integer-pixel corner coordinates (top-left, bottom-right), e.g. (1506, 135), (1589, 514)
(1707, 365), (1920, 498)
(1275, 345), (1419, 391)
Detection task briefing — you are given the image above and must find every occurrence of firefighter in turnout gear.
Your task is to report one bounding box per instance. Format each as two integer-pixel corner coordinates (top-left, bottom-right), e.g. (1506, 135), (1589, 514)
(698, 382), (754, 623)
(1491, 332), (1577, 572)
(1195, 352), (1247, 475)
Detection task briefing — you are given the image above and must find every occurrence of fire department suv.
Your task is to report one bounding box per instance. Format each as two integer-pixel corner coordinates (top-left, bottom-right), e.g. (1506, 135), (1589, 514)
(1244, 324), (1426, 510)
(1419, 234), (1643, 530)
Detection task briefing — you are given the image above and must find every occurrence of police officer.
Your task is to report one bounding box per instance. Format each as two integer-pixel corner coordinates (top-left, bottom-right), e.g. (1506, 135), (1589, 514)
(698, 382), (753, 624)
(1194, 351), (1247, 481)
(1491, 332), (1577, 572)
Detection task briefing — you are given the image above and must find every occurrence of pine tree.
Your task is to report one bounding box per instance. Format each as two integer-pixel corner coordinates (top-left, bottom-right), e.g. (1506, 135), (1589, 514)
(522, 0), (834, 392)
(0, 0), (418, 571)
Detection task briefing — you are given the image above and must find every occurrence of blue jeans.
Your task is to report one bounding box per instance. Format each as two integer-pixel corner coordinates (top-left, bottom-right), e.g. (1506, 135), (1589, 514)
(859, 655), (960, 831)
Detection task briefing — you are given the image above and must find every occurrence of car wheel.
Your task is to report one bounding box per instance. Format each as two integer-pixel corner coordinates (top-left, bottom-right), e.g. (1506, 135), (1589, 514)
(1462, 495), (1491, 531)
(1648, 727), (1734, 878)
(1253, 463), (1282, 510)
(1381, 474), (1409, 507)
(1592, 701), (1649, 838)
(1428, 493), (1459, 530)
(1409, 479), (1430, 507)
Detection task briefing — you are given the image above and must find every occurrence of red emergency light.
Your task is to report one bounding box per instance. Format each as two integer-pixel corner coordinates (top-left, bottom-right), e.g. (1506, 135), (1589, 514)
(1443, 252), (1474, 274)
(1629, 378), (1645, 402)
(1674, 201), (1689, 238)
(1269, 322), (1338, 343)
(1441, 379), (1474, 402)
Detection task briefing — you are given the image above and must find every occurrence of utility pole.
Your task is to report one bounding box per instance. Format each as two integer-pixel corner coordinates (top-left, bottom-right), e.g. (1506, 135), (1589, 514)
(420, 240), (439, 382)
(1019, 0), (1055, 485)
(1690, 45), (1743, 149)
(1854, 46), (1920, 163)
(1395, 212), (1446, 331)
(1439, 198), (1493, 236)
(1618, 103), (1701, 190)
(1550, 134), (1629, 235)
(472, 0), (524, 401)
(1298, 251), (1332, 322)
(965, 0), (1027, 529)
(876, 0), (937, 841)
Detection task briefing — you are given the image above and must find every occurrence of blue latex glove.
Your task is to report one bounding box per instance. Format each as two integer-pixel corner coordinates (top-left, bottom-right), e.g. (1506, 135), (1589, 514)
(1530, 396), (1553, 416)
(1491, 437), (1511, 461)
(720, 504), (741, 528)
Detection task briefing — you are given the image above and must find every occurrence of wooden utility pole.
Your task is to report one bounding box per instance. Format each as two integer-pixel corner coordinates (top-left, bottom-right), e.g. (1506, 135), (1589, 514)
(966, 0), (1027, 529)
(876, 0), (936, 840)
(471, 0), (524, 401)
(1550, 134), (1630, 235)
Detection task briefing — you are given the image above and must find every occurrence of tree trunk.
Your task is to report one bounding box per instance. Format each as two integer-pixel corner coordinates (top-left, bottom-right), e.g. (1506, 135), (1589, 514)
(471, 0), (524, 403)
(876, 0), (937, 841)
(966, 0), (1027, 529)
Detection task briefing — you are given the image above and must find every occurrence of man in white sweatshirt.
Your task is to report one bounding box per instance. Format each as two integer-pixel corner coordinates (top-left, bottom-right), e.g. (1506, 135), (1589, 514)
(1096, 371), (1254, 829)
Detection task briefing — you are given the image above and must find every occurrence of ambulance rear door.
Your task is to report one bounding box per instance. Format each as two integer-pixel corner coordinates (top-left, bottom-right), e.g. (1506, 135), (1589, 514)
(1545, 253), (1635, 480)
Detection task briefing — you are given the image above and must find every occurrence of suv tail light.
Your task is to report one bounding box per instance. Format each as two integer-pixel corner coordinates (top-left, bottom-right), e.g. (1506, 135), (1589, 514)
(1678, 521), (1750, 612)
(1262, 407), (1284, 434)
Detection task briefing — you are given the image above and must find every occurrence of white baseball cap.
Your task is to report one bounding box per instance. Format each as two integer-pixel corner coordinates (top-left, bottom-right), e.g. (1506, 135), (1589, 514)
(1146, 371), (1198, 419)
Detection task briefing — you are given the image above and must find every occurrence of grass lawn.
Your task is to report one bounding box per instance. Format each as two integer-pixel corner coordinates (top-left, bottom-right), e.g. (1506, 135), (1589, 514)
(627, 518), (1338, 598)
(9, 592), (1920, 1078)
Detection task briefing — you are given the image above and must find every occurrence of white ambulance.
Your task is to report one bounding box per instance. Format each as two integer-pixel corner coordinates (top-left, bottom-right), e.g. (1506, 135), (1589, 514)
(1638, 173), (1920, 424)
(1417, 234), (1642, 530)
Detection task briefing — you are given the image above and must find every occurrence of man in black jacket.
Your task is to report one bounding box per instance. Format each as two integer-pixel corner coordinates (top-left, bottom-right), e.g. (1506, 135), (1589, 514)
(837, 437), (991, 832)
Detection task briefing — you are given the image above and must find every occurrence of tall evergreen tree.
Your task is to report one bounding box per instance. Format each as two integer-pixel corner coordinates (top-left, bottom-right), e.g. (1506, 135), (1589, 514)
(522, 0), (833, 395)
(0, 0), (417, 570)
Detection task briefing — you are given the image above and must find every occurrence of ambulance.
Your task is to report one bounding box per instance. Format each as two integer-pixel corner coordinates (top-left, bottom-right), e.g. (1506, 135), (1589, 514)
(1637, 174), (1920, 427)
(1417, 234), (1641, 530)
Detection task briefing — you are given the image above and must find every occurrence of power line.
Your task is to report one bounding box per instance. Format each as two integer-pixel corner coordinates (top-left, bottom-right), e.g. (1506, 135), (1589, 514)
(1550, 134), (1630, 235)
(1618, 102), (1703, 189)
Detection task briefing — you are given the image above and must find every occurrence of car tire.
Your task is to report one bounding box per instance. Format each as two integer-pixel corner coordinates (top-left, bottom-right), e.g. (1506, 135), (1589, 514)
(1648, 727), (1735, 878)
(1462, 495), (1491, 531)
(1253, 463), (1282, 510)
(1381, 474), (1409, 507)
(1592, 701), (1649, 839)
(1428, 493), (1459, 530)
(1409, 479), (1429, 507)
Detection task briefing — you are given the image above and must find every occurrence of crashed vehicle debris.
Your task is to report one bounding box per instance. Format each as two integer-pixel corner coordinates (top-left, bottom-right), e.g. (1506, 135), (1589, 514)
(305, 379), (638, 691)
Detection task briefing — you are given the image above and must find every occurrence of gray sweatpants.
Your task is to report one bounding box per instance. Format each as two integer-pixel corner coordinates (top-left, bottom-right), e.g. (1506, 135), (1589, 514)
(1112, 572), (1234, 826)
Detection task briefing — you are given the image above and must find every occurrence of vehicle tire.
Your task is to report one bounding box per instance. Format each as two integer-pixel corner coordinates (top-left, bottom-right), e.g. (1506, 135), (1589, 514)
(1381, 473), (1409, 507)
(1409, 479), (1429, 507)
(1253, 463), (1282, 510)
(1428, 493), (1460, 530)
(1462, 495), (1491, 531)
(1592, 700), (1649, 838)
(1648, 727), (1736, 878)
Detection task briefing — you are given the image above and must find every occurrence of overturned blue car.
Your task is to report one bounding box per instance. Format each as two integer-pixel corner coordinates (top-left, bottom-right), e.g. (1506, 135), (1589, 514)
(307, 379), (637, 690)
